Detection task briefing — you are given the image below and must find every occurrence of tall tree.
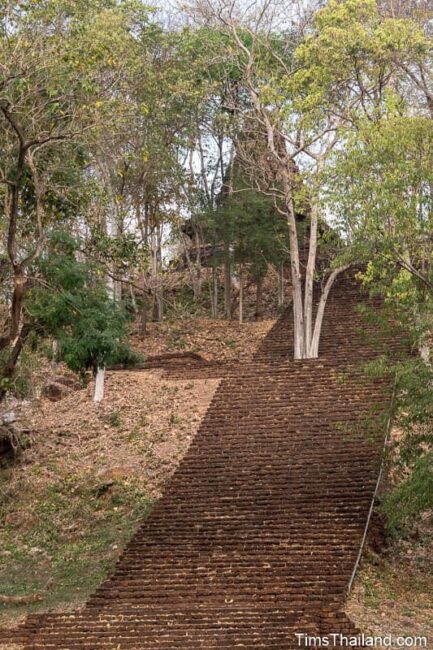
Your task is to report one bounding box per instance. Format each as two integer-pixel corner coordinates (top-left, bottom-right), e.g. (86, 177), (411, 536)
(0, 0), (153, 390)
(330, 116), (433, 363)
(189, 0), (356, 358)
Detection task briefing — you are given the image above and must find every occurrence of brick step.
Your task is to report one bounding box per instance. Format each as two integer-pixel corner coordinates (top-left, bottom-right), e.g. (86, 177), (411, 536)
(2, 271), (395, 648)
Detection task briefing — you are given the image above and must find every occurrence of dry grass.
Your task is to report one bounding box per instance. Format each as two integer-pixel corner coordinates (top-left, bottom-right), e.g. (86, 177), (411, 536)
(0, 371), (219, 626)
(346, 537), (433, 648)
(132, 318), (275, 362)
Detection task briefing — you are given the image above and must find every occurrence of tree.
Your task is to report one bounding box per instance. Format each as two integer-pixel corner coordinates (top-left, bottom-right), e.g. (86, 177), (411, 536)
(25, 230), (140, 402)
(189, 0), (355, 358)
(208, 168), (289, 322)
(176, 26), (244, 318)
(330, 116), (433, 363)
(310, 0), (433, 361)
(0, 0), (153, 392)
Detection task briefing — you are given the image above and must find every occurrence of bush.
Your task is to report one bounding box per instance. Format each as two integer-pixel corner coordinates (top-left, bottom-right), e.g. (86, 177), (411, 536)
(383, 453), (433, 536)
(27, 230), (141, 374)
(366, 356), (433, 536)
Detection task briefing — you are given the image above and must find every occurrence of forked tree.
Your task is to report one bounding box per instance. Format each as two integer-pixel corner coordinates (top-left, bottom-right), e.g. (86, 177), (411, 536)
(189, 0), (408, 358)
(189, 0), (354, 358)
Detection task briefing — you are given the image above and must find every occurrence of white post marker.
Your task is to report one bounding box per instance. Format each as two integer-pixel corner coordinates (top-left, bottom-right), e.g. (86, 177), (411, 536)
(93, 366), (106, 403)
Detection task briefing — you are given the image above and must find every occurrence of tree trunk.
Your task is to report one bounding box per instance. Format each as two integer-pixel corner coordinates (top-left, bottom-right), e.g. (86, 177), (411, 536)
(129, 284), (137, 315)
(156, 228), (163, 321)
(193, 229), (202, 300)
(140, 299), (148, 337)
(0, 268), (25, 352)
(182, 231), (201, 301)
(239, 264), (244, 324)
(93, 366), (106, 403)
(51, 340), (59, 369)
(211, 264), (218, 319)
(140, 274), (148, 337)
(113, 276), (122, 302)
(0, 324), (31, 402)
(278, 261), (285, 308)
(304, 202), (318, 353)
(224, 241), (231, 320)
(255, 275), (264, 321)
(414, 306), (432, 367)
(110, 217), (123, 302)
(419, 339), (431, 366)
(151, 229), (163, 322)
(309, 266), (349, 358)
(283, 178), (305, 359)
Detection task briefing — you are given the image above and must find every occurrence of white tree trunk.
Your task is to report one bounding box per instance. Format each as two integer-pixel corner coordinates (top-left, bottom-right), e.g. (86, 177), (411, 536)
(284, 189), (305, 360)
(151, 229), (163, 321)
(224, 242), (231, 320)
(414, 306), (431, 367)
(113, 275), (122, 302)
(51, 339), (59, 368)
(419, 340), (431, 365)
(193, 229), (203, 299)
(309, 266), (349, 358)
(129, 284), (137, 314)
(93, 366), (105, 403)
(304, 202), (318, 353)
(107, 274), (115, 300)
(278, 261), (285, 308)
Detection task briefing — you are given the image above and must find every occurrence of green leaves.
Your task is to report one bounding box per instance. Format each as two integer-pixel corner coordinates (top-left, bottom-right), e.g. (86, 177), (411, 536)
(26, 230), (140, 372)
(330, 116), (433, 274)
(383, 452), (433, 535)
(293, 0), (429, 122)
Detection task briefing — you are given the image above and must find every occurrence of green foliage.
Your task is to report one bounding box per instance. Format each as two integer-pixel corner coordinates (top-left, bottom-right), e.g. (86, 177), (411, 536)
(365, 354), (433, 534)
(205, 178), (289, 281)
(90, 229), (148, 271)
(328, 114), (433, 360)
(383, 453), (433, 535)
(108, 411), (121, 428)
(26, 231), (141, 372)
(294, 0), (427, 120)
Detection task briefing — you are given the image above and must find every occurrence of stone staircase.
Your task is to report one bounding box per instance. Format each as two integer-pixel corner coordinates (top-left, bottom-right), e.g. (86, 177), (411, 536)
(1, 271), (396, 649)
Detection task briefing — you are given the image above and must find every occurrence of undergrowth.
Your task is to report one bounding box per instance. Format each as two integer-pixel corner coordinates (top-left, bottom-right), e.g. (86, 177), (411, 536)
(364, 355), (433, 537)
(0, 468), (153, 622)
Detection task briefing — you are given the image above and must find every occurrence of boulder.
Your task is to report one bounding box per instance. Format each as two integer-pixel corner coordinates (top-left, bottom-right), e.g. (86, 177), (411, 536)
(42, 381), (73, 402)
(1, 410), (16, 425)
(51, 375), (81, 390)
(42, 373), (81, 401)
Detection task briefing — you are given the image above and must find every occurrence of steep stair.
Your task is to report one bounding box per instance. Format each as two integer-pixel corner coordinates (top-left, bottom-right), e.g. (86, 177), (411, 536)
(1, 271), (396, 649)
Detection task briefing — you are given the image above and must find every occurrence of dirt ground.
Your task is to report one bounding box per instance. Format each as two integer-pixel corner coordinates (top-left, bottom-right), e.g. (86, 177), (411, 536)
(131, 317), (275, 362)
(0, 371), (220, 629)
(346, 534), (433, 648)
(0, 318), (431, 647)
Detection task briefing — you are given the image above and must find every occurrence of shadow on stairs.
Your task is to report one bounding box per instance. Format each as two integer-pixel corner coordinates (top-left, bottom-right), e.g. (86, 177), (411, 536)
(1, 271), (398, 649)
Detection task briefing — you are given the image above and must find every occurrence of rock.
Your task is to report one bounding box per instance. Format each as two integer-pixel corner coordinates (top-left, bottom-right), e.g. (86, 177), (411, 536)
(42, 381), (73, 402)
(51, 375), (81, 390)
(95, 466), (135, 482)
(28, 547), (44, 556)
(42, 373), (81, 401)
(1, 411), (16, 425)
